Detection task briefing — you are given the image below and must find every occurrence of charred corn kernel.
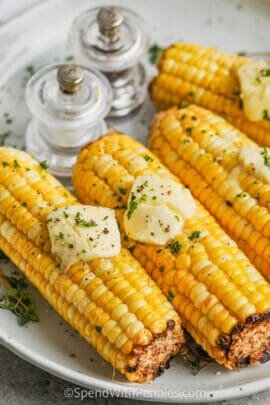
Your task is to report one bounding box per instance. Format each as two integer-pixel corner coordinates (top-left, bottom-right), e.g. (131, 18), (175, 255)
(0, 147), (182, 383)
(149, 104), (270, 281)
(73, 132), (270, 370)
(150, 42), (270, 146)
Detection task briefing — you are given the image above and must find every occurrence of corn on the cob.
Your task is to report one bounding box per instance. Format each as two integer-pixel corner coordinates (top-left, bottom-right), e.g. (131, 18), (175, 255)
(150, 42), (270, 146)
(73, 132), (270, 370)
(0, 147), (183, 382)
(149, 104), (270, 281)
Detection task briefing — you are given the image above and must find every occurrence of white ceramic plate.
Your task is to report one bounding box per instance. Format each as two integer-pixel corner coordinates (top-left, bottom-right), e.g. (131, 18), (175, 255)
(1, 0), (270, 402)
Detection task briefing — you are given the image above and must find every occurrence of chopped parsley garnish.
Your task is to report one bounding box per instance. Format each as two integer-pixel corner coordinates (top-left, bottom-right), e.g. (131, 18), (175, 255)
(26, 65), (35, 75)
(39, 160), (49, 170)
(226, 200), (233, 207)
(0, 131), (11, 146)
(0, 274), (39, 326)
(126, 193), (138, 219)
(236, 192), (247, 198)
(65, 55), (75, 61)
(167, 240), (181, 254)
(188, 231), (201, 241)
(261, 147), (270, 167)
(263, 109), (270, 121)
(68, 244), (74, 249)
(148, 44), (163, 65)
(260, 67), (270, 77)
(187, 91), (194, 97)
(159, 266), (165, 272)
(186, 127), (193, 133)
(128, 245), (136, 254)
(13, 160), (20, 168)
(4, 113), (13, 125)
(75, 212), (97, 227)
(167, 291), (175, 301)
(63, 211), (69, 218)
(2, 161), (9, 167)
(57, 232), (64, 240)
(143, 154), (153, 162)
(95, 325), (102, 332)
(237, 51), (247, 56)
(118, 187), (127, 195)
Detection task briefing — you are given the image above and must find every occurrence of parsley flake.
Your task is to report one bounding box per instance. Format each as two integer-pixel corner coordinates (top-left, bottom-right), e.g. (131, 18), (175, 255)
(261, 147), (270, 167)
(167, 240), (181, 254)
(188, 231), (201, 241)
(148, 44), (163, 65)
(118, 187), (127, 195)
(144, 154), (154, 162)
(39, 160), (49, 170)
(167, 291), (175, 301)
(263, 110), (270, 121)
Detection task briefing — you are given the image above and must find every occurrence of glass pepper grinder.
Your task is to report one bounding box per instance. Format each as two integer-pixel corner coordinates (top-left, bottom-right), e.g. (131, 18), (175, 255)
(69, 6), (150, 117)
(25, 63), (112, 177)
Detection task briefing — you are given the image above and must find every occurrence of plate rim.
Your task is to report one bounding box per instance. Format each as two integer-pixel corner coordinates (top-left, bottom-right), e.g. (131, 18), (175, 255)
(1, 0), (270, 402)
(2, 326), (270, 403)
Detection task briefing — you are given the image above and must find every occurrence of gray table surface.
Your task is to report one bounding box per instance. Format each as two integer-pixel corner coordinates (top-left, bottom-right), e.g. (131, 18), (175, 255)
(0, 1), (270, 404)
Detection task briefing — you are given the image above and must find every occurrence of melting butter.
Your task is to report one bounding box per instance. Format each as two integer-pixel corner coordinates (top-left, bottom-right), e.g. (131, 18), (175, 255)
(123, 174), (197, 245)
(237, 61), (270, 122)
(47, 205), (121, 271)
(238, 146), (270, 183)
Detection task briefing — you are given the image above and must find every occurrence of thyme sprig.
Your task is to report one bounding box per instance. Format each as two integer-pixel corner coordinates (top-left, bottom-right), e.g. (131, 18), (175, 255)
(0, 272), (39, 326)
(181, 332), (213, 375)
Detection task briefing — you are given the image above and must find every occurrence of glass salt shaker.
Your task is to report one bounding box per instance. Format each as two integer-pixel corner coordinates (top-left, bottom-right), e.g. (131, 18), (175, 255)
(25, 63), (112, 177)
(69, 6), (150, 117)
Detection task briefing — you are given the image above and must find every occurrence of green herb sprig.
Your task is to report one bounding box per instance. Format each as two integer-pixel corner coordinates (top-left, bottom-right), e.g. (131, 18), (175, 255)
(75, 212), (97, 227)
(0, 273), (39, 326)
(148, 44), (163, 65)
(261, 147), (270, 167)
(188, 230), (201, 241)
(181, 332), (212, 375)
(167, 239), (181, 253)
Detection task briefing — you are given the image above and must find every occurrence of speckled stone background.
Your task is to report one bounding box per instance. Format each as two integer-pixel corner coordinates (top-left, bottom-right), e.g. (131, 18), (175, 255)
(0, 1), (270, 404)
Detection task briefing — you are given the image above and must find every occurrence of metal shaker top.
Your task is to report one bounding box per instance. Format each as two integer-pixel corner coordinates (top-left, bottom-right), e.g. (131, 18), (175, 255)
(69, 6), (150, 72)
(25, 63), (112, 131)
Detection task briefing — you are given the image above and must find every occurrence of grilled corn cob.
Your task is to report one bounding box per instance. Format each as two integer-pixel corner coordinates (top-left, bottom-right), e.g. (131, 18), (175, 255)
(149, 104), (270, 281)
(73, 132), (270, 370)
(150, 42), (270, 146)
(0, 147), (183, 382)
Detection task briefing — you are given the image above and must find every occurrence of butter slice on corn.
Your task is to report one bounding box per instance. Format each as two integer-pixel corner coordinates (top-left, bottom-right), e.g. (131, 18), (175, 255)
(237, 61), (270, 122)
(149, 42), (270, 146)
(123, 174), (196, 245)
(0, 146), (183, 382)
(239, 146), (270, 183)
(73, 132), (270, 370)
(47, 205), (121, 270)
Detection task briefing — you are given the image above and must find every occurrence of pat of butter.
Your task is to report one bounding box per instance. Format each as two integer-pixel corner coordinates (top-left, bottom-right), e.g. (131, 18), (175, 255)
(123, 175), (197, 245)
(237, 61), (270, 122)
(47, 205), (121, 270)
(239, 146), (270, 183)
